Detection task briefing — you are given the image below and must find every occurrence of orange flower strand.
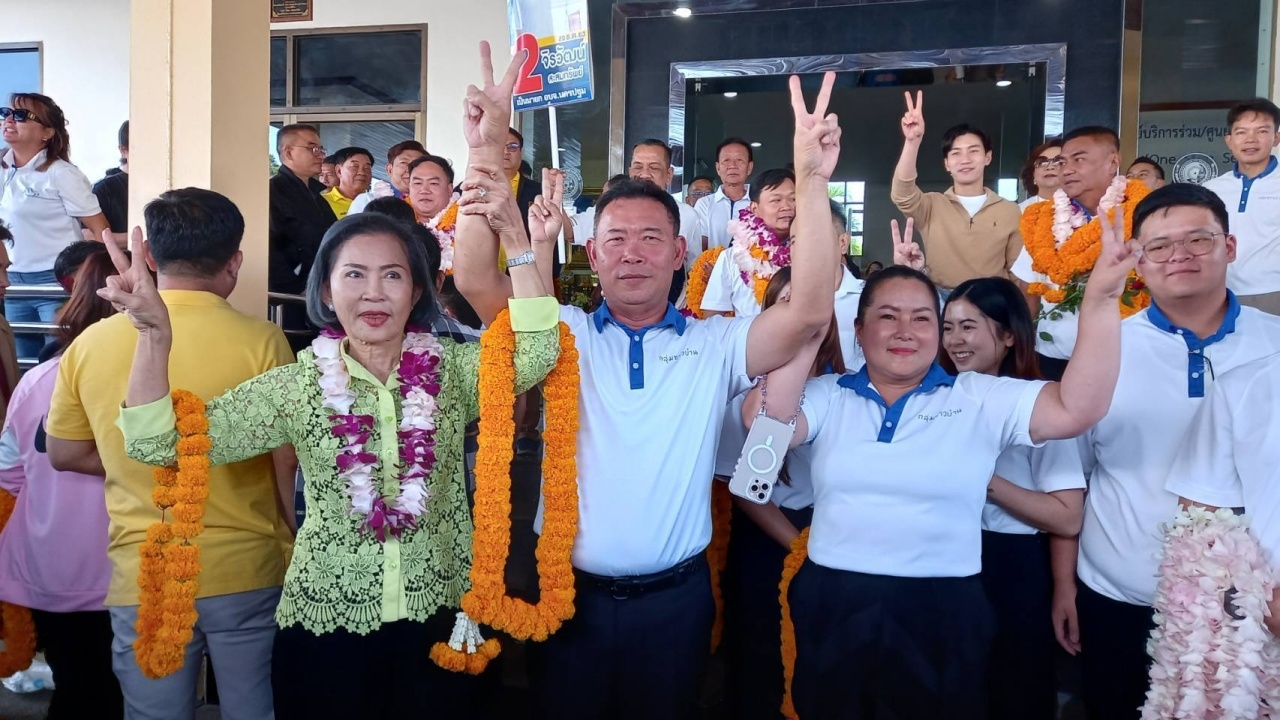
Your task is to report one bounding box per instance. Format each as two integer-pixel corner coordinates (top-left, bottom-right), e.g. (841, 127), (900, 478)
(779, 528), (810, 719)
(0, 492), (35, 677)
(134, 389), (208, 679)
(685, 246), (729, 320)
(435, 312), (582, 672)
(707, 480), (733, 652)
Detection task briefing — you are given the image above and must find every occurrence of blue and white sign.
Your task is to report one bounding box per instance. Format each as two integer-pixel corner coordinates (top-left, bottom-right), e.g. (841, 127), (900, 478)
(507, 0), (594, 111)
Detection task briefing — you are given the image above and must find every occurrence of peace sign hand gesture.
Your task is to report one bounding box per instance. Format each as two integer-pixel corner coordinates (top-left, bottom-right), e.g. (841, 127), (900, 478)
(463, 41), (526, 150)
(901, 91), (925, 144)
(1085, 206), (1137, 302)
(528, 168), (567, 249)
(790, 71), (841, 182)
(891, 218), (925, 272)
(96, 227), (170, 337)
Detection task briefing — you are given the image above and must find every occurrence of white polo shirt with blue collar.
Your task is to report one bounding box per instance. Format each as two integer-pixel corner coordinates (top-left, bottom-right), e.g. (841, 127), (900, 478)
(798, 364), (1046, 578)
(1077, 293), (1280, 606)
(1205, 156), (1280, 297)
(540, 302), (755, 577)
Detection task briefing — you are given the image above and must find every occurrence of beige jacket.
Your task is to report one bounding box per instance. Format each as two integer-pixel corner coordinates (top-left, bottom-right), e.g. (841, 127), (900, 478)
(891, 176), (1023, 290)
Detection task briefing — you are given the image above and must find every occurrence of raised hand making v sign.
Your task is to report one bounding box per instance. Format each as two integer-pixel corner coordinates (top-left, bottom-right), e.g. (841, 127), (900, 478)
(891, 217), (924, 272)
(463, 41), (527, 159)
(901, 90), (925, 144)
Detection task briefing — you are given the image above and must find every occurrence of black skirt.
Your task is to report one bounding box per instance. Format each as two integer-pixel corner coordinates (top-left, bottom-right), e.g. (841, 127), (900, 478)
(980, 530), (1057, 720)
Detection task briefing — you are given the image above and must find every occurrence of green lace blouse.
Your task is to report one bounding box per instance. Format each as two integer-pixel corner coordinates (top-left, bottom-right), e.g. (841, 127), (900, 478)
(119, 303), (560, 636)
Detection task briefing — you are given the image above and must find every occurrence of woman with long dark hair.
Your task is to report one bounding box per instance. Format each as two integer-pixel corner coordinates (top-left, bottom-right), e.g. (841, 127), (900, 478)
(0, 92), (111, 359)
(0, 244), (124, 719)
(940, 277), (1085, 720)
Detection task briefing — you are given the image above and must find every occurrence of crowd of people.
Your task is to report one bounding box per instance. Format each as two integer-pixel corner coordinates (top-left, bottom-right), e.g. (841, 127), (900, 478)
(0, 38), (1275, 720)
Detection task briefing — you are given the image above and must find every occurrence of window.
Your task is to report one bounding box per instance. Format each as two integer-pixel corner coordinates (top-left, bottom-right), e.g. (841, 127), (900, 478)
(828, 181), (865, 256)
(0, 45), (40, 102)
(270, 27), (426, 180)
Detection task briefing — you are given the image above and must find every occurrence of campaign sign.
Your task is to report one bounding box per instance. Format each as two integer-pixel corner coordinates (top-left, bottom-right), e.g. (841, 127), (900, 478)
(508, 0), (594, 111)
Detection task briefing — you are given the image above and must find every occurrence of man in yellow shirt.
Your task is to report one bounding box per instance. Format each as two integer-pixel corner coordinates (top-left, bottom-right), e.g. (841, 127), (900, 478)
(321, 146), (373, 220)
(48, 188), (296, 720)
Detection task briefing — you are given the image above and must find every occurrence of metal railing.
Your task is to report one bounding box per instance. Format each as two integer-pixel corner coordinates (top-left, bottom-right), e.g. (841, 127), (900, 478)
(267, 291), (310, 336)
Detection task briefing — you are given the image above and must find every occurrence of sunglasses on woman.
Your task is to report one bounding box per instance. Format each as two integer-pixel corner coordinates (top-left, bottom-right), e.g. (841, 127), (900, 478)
(1033, 156), (1066, 169)
(0, 108), (43, 125)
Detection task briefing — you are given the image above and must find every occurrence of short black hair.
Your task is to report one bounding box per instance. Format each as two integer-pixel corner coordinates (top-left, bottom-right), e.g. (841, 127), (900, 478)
(1063, 126), (1120, 151)
(387, 140), (427, 164)
(828, 199), (847, 229)
(0, 222), (12, 247)
(407, 154), (455, 186)
(508, 127), (525, 147)
(690, 175), (715, 186)
(593, 177), (681, 238)
(306, 213), (439, 331)
(1128, 157), (1166, 180)
(143, 188), (244, 277)
(716, 137), (753, 163)
(855, 265), (941, 326)
(632, 138), (672, 166)
(1132, 183), (1229, 239)
(603, 173), (629, 193)
(1227, 98), (1280, 130)
(322, 154), (339, 166)
(412, 225), (443, 278)
(54, 240), (103, 282)
(276, 123), (319, 155)
(332, 146), (374, 166)
(363, 196), (417, 224)
(749, 168), (795, 202)
(118, 120), (129, 149)
(942, 124), (992, 156)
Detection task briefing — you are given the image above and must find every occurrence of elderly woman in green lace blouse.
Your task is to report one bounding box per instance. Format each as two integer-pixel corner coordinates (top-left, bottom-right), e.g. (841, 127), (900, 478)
(103, 187), (558, 716)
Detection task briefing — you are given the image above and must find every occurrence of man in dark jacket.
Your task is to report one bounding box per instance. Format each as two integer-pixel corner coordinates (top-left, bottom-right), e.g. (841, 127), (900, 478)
(269, 124), (337, 295)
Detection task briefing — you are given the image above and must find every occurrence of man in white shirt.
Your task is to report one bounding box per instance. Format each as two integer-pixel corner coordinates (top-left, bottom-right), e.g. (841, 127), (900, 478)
(1060, 183), (1280, 720)
(565, 174), (627, 246)
(1203, 98), (1280, 314)
(452, 51), (842, 719)
(695, 138), (755, 253)
(700, 167), (794, 317)
(348, 140), (428, 215)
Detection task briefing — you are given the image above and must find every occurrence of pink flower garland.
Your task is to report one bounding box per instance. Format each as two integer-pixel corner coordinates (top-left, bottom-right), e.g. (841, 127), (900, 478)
(728, 208), (790, 289)
(312, 330), (444, 542)
(1143, 506), (1280, 719)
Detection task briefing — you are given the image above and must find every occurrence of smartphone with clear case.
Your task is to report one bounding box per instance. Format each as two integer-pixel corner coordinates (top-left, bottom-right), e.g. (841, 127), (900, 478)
(728, 414), (795, 505)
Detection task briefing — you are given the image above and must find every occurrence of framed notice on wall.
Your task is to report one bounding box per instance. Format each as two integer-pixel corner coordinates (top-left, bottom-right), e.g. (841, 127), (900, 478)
(271, 0), (313, 23)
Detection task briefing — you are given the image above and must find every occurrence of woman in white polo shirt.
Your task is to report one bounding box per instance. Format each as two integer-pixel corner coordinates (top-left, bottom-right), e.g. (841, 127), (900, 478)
(940, 276), (1085, 720)
(0, 93), (109, 359)
(743, 206), (1131, 718)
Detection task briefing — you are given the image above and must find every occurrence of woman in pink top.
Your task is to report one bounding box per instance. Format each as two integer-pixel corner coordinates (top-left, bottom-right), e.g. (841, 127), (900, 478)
(0, 244), (122, 720)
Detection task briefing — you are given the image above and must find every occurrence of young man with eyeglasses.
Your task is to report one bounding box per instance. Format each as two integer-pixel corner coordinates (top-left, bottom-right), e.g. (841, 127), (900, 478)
(1205, 98), (1280, 315)
(1126, 156), (1166, 191)
(1054, 183), (1280, 720)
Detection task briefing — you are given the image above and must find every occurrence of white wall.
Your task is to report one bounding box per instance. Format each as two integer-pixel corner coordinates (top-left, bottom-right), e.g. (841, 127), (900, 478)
(0, 0), (131, 184)
(290, 0), (510, 167)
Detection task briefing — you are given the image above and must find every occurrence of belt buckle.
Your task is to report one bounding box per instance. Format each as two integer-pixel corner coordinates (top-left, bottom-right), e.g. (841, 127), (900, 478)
(608, 579), (633, 600)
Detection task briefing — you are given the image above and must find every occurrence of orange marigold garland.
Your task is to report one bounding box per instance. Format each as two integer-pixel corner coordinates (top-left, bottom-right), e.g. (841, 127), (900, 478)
(431, 310), (581, 674)
(0, 491), (35, 678)
(685, 246), (731, 320)
(134, 390), (209, 679)
(707, 480), (733, 652)
(779, 527), (810, 719)
(1020, 179), (1151, 320)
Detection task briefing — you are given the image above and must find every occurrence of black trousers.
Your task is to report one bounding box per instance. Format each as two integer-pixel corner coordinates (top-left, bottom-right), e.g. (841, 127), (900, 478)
(1036, 353), (1069, 382)
(790, 560), (995, 720)
(271, 611), (480, 719)
(527, 555), (715, 720)
(1077, 582), (1156, 720)
(979, 531), (1057, 720)
(723, 504), (813, 720)
(30, 609), (123, 720)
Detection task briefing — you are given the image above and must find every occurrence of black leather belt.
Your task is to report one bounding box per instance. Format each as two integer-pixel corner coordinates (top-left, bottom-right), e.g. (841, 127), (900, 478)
(575, 554), (706, 600)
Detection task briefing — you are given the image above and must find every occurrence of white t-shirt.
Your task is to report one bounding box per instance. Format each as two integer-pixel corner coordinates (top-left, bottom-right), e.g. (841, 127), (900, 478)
(1011, 247), (1077, 360)
(957, 193), (988, 218)
(714, 392), (814, 510)
(1077, 298), (1280, 605)
(1165, 351), (1280, 570)
(694, 186), (752, 252)
(984, 439), (1085, 535)
(799, 366), (1046, 578)
(1204, 158), (1280, 296)
(0, 149), (102, 273)
(534, 303), (755, 576)
(1019, 196), (1049, 213)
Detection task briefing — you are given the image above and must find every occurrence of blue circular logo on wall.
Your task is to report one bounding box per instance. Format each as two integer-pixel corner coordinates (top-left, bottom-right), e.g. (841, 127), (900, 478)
(1173, 153), (1218, 185)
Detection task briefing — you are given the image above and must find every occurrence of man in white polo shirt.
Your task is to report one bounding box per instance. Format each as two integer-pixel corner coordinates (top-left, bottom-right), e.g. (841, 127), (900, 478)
(1164, 350), (1280, 638)
(452, 49), (841, 719)
(1057, 183), (1280, 719)
(701, 167), (795, 317)
(1204, 98), (1280, 315)
(695, 138), (755, 253)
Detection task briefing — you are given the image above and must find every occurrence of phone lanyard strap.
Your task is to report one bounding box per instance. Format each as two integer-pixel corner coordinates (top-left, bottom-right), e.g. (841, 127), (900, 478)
(756, 375), (803, 428)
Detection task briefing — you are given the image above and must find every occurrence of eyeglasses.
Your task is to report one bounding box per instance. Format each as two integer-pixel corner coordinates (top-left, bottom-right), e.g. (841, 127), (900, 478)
(688, 189), (712, 198)
(504, 143), (522, 152)
(288, 144), (326, 156)
(0, 108), (43, 125)
(1138, 232), (1224, 263)
(1034, 156), (1066, 168)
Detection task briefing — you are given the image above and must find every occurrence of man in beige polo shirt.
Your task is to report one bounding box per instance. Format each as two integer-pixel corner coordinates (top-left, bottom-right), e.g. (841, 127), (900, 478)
(891, 91), (1022, 293)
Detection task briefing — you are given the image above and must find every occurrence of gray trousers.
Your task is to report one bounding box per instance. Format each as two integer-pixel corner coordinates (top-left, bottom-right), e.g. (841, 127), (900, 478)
(109, 586), (281, 720)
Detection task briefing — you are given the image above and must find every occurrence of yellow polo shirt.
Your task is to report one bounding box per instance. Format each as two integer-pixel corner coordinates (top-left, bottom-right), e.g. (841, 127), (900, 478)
(322, 186), (355, 220)
(49, 290), (297, 606)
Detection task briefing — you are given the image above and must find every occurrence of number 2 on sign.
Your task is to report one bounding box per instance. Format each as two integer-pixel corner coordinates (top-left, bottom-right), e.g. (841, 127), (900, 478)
(514, 33), (543, 94)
